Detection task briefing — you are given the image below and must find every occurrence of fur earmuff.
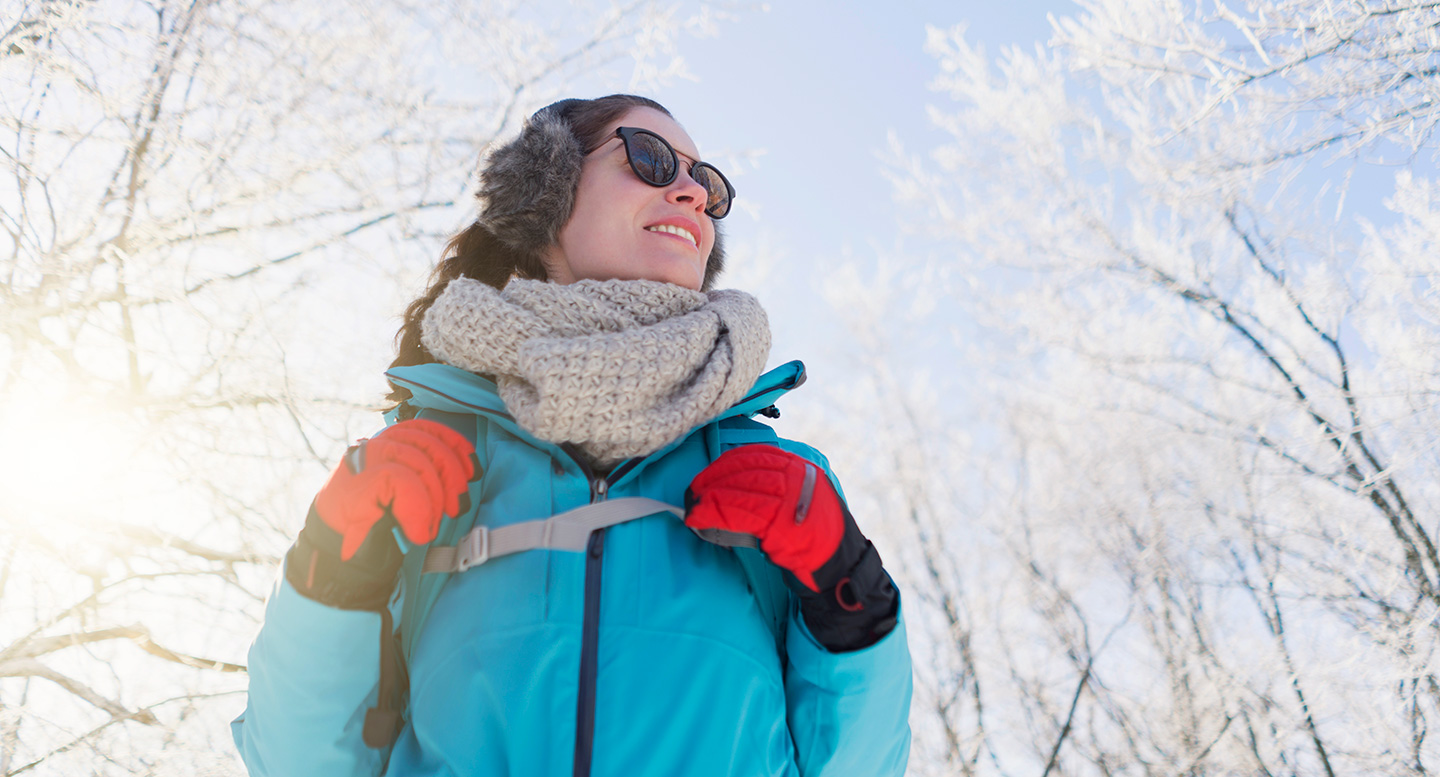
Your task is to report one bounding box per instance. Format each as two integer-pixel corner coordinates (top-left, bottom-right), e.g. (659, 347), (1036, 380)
(477, 106), (584, 262)
(704, 223), (725, 291)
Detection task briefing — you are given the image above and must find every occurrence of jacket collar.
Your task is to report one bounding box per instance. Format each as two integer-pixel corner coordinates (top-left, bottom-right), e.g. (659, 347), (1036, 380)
(383, 360), (806, 457)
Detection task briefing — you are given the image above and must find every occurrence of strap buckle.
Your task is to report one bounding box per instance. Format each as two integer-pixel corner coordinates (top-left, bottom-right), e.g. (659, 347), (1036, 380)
(455, 526), (490, 572)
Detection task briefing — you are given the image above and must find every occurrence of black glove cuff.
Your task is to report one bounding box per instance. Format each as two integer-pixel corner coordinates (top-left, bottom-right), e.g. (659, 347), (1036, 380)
(795, 540), (899, 651)
(781, 501), (901, 652)
(285, 504), (402, 611)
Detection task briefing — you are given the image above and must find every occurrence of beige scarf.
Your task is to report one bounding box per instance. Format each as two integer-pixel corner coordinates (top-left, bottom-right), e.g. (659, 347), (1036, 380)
(420, 277), (771, 469)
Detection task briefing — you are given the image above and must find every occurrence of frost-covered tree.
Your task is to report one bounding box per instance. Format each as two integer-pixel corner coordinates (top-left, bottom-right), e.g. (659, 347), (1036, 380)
(0, 1), (727, 772)
(856, 0), (1440, 774)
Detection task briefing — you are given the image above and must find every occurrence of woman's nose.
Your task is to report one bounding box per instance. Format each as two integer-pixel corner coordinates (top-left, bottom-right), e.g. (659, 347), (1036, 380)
(666, 169), (709, 212)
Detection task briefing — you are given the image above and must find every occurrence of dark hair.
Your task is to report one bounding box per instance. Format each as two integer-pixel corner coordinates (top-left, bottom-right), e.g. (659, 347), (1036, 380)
(386, 94), (726, 403)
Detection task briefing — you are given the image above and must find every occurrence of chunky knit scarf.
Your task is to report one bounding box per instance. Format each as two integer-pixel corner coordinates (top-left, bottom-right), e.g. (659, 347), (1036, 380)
(420, 277), (771, 469)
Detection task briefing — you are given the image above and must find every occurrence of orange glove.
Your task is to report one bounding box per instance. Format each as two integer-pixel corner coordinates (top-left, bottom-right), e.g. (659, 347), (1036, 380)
(314, 418), (478, 560)
(289, 419), (480, 611)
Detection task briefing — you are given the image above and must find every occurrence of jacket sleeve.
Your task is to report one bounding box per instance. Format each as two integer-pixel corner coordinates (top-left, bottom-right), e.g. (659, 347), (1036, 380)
(231, 564), (393, 777)
(784, 590), (912, 777)
(773, 439), (914, 777)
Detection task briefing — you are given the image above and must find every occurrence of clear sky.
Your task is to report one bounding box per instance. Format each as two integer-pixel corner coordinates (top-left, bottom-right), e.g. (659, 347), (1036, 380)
(639, 1), (1076, 364)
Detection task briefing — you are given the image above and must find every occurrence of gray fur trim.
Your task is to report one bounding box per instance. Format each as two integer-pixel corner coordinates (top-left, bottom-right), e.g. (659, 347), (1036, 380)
(704, 222), (725, 291)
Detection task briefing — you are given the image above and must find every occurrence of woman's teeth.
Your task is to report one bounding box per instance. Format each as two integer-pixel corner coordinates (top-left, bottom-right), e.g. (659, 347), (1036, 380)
(646, 224), (697, 248)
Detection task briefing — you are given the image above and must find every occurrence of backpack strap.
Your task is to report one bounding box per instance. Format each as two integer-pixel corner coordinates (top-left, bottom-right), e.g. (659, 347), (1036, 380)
(358, 407), (486, 750)
(731, 546), (788, 658)
(710, 415), (790, 658)
(423, 498), (757, 574)
(397, 409), (486, 662)
(362, 606), (407, 748)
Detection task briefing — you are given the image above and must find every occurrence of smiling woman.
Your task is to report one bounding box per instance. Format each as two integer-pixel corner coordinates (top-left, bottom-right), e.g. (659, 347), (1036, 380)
(232, 94), (912, 777)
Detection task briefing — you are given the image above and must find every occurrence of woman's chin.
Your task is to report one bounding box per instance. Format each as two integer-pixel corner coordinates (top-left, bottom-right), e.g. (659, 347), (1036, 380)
(629, 257), (704, 290)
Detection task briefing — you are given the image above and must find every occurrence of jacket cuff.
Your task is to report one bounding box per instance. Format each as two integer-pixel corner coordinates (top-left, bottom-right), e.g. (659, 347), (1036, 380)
(788, 590), (910, 676)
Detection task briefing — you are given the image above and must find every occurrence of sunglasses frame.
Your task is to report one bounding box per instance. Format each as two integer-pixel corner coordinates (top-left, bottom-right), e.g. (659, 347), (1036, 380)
(611, 126), (735, 220)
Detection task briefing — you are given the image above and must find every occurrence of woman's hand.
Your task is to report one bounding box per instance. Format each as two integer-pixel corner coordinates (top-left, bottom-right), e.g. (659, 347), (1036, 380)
(287, 419), (479, 610)
(315, 419), (478, 560)
(684, 445), (847, 593)
(684, 445), (898, 650)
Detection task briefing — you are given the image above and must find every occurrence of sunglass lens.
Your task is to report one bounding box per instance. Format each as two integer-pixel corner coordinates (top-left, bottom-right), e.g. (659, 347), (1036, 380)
(691, 164), (732, 219)
(628, 132), (676, 185)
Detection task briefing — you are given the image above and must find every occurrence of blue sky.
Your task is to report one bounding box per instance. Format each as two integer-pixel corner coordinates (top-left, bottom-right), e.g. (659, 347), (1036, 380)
(637, 1), (1074, 366)
(654, 2), (1070, 250)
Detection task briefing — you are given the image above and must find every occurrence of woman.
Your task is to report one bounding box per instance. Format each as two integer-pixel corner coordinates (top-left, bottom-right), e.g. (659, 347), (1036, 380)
(233, 94), (912, 777)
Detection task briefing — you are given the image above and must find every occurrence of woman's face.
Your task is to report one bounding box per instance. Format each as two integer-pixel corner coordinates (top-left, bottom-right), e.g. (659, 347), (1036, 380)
(544, 107), (716, 291)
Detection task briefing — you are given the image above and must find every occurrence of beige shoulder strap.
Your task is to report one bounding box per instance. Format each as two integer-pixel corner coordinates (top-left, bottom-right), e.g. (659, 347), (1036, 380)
(422, 497), (758, 574)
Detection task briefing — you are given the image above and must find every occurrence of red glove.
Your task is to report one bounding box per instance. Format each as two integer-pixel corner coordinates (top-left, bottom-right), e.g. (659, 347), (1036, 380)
(683, 444), (847, 593)
(686, 444), (899, 651)
(314, 418), (477, 560)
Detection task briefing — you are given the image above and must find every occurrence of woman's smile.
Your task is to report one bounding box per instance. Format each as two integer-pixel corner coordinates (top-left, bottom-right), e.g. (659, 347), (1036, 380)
(645, 217), (702, 251)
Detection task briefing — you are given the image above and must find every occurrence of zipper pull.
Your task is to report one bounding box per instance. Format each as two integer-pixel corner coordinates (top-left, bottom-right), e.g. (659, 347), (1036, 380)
(592, 477), (609, 504)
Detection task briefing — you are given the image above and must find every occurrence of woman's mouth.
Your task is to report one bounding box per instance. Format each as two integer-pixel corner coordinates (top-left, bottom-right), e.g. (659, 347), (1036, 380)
(645, 223), (698, 249)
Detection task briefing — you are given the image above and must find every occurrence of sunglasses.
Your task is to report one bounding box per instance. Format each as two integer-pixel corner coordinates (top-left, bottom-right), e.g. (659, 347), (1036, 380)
(604, 127), (735, 219)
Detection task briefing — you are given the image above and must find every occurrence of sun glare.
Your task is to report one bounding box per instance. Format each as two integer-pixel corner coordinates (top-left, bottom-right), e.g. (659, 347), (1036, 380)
(0, 392), (170, 564)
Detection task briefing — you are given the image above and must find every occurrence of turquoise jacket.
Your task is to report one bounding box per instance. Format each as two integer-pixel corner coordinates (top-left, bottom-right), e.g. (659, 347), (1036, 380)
(232, 360), (912, 776)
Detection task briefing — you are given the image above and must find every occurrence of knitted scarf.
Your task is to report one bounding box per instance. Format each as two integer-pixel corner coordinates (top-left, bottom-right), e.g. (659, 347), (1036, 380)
(420, 277), (771, 469)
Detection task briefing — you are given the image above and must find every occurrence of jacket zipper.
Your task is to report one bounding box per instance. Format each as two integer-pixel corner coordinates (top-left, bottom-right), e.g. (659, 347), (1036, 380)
(573, 474), (608, 777)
